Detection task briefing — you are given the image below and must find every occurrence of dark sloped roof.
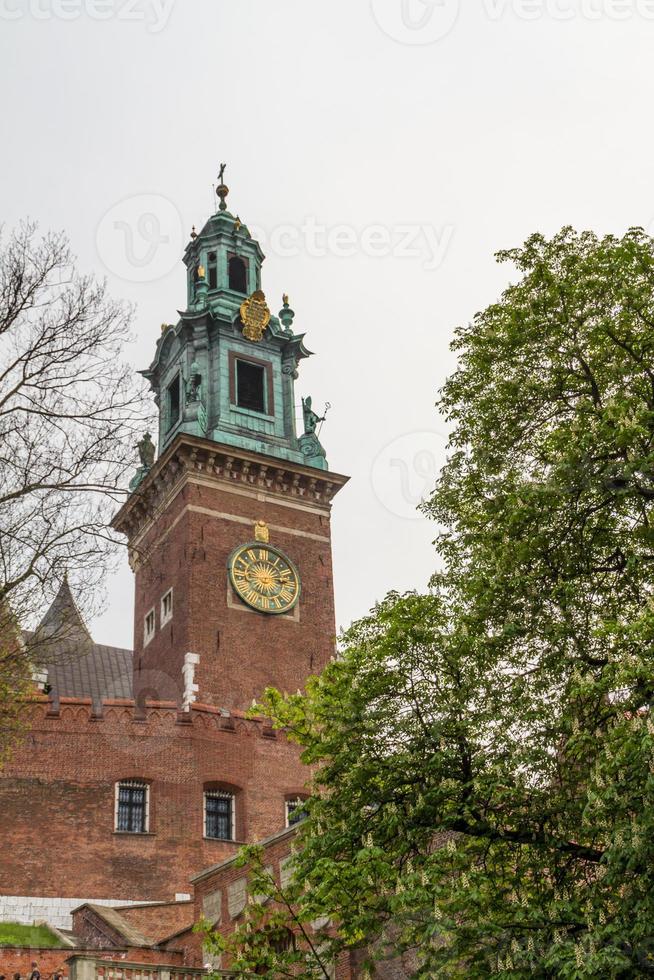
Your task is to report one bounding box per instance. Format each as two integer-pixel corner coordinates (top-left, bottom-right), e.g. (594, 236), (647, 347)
(29, 578), (134, 701)
(78, 903), (153, 947)
(46, 641), (133, 700)
(30, 577), (94, 664)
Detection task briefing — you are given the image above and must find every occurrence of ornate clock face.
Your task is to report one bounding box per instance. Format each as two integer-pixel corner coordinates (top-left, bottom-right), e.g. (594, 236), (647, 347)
(228, 542), (300, 615)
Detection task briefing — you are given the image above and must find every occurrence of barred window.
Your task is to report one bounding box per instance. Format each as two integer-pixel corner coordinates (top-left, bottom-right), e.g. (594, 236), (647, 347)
(204, 791), (234, 841)
(115, 781), (149, 833)
(285, 797), (308, 827)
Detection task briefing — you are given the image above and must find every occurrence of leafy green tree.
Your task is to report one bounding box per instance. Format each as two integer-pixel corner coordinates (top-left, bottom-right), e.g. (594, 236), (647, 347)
(208, 227), (654, 977)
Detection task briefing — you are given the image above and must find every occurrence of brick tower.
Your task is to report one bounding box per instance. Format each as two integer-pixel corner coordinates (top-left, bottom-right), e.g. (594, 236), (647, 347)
(0, 177), (348, 924)
(113, 173), (348, 713)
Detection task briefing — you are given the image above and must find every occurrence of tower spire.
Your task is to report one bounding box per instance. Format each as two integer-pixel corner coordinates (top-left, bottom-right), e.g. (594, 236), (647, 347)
(140, 174), (331, 471)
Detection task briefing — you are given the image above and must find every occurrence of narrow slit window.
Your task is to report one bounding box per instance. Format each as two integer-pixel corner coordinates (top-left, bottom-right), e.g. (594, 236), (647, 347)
(167, 374), (181, 431)
(207, 252), (217, 290)
(144, 608), (155, 646)
(161, 588), (173, 626)
(236, 360), (265, 413)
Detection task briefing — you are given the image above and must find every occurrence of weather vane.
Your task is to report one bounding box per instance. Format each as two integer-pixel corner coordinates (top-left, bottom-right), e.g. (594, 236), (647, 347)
(218, 162), (226, 183)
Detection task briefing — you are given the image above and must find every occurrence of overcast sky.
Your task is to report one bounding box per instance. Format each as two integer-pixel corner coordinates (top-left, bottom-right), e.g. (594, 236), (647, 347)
(2, 0), (653, 648)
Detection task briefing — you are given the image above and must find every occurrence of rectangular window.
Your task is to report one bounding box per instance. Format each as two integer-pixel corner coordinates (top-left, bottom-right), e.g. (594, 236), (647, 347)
(161, 588), (173, 626)
(285, 798), (307, 827)
(167, 374), (181, 431)
(204, 791), (234, 840)
(236, 359), (265, 413)
(115, 781), (149, 833)
(144, 608), (155, 646)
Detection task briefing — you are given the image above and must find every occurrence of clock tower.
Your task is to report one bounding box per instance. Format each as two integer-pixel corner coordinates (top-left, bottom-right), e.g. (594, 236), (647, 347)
(113, 174), (348, 712)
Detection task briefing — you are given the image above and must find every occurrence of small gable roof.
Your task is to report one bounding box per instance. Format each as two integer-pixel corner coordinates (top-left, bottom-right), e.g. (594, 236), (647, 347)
(28, 578), (133, 701)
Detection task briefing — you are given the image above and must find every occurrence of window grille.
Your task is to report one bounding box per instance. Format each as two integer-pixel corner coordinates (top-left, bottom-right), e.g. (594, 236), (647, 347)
(115, 781), (149, 833)
(204, 791), (234, 840)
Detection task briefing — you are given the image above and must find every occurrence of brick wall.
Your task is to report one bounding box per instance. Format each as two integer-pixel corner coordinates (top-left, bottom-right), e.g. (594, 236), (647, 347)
(113, 903), (194, 942)
(190, 827), (358, 978)
(0, 945), (73, 978)
(0, 699), (310, 911)
(0, 440), (346, 939)
(132, 474), (339, 712)
(0, 946), (185, 978)
(159, 928), (198, 968)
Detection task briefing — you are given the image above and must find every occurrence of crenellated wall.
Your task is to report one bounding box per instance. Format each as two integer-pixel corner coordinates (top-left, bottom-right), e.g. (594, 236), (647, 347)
(0, 696), (309, 923)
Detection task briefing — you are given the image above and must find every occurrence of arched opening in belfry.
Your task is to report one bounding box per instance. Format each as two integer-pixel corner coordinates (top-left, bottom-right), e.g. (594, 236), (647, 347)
(228, 255), (247, 293)
(207, 251), (217, 289)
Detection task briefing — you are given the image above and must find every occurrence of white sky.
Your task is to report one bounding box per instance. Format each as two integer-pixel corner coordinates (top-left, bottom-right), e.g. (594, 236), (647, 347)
(2, 0), (653, 648)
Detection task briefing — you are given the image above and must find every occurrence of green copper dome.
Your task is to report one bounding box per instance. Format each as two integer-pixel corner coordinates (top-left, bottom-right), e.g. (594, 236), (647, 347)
(139, 173), (328, 475)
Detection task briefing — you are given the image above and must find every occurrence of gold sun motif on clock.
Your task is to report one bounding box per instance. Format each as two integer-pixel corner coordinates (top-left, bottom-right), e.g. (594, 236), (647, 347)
(228, 543), (301, 614)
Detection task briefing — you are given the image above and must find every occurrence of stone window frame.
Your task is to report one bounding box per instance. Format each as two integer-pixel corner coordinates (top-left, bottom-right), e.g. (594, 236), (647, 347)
(160, 587), (173, 627)
(143, 607), (156, 647)
(114, 779), (150, 834)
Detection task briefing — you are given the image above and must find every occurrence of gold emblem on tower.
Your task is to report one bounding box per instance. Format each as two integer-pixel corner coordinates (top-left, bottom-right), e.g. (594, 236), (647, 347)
(254, 520), (270, 543)
(239, 290), (271, 343)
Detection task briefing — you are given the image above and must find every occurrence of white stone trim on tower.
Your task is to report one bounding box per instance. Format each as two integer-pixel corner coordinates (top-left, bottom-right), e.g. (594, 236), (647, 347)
(182, 651), (200, 710)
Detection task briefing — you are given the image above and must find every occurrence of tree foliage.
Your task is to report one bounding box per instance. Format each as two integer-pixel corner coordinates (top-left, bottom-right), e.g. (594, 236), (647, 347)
(209, 227), (654, 977)
(0, 221), (148, 760)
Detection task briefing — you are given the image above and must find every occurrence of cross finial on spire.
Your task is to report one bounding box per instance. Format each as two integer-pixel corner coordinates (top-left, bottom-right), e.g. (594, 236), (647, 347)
(216, 163), (229, 211)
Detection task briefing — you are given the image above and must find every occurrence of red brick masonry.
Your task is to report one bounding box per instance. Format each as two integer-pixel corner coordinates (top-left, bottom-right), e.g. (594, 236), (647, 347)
(0, 945), (185, 977)
(0, 698), (310, 905)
